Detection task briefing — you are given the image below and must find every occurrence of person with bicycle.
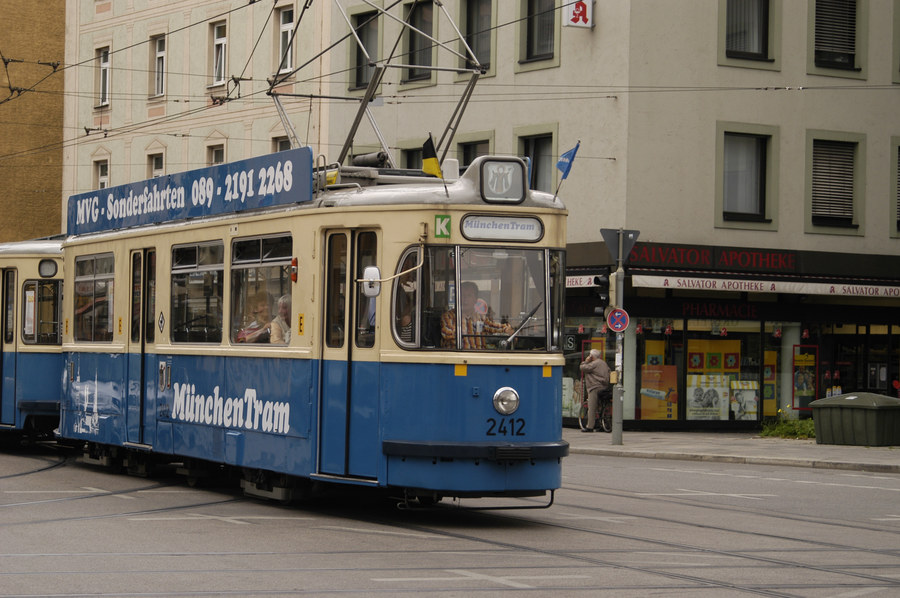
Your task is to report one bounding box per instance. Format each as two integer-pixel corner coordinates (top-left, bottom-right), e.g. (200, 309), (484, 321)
(580, 348), (611, 432)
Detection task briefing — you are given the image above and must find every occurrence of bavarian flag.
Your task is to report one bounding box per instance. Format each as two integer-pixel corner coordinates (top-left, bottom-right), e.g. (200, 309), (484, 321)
(422, 134), (442, 178)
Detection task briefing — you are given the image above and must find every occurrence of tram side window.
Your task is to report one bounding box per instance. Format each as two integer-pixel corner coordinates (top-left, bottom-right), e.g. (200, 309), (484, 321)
(3, 271), (14, 344)
(22, 280), (61, 344)
(74, 255), (115, 342)
(230, 235), (292, 344)
(393, 249), (419, 347)
(171, 242), (224, 343)
(354, 231), (377, 349)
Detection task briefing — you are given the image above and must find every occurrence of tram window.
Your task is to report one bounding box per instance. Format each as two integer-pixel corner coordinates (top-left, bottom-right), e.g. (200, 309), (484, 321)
(393, 249), (419, 347)
(416, 246), (555, 351)
(171, 241), (223, 343)
(145, 250), (156, 344)
(230, 235), (292, 344)
(3, 270), (14, 344)
(354, 232), (377, 348)
(22, 280), (61, 345)
(74, 254), (115, 342)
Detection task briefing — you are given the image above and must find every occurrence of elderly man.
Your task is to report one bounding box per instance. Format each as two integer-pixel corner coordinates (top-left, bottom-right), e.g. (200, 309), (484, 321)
(580, 348), (611, 432)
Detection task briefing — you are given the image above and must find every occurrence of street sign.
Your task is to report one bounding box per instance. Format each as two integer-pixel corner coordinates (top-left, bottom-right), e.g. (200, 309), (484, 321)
(600, 228), (640, 265)
(607, 308), (630, 333)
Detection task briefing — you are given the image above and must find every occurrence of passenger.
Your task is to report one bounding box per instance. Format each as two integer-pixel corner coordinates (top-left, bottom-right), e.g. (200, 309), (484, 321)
(237, 292), (271, 343)
(441, 281), (511, 349)
(270, 294), (291, 344)
(580, 348), (611, 432)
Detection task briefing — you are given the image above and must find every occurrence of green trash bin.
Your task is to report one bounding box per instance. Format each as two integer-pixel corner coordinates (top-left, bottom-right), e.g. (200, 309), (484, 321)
(810, 393), (900, 446)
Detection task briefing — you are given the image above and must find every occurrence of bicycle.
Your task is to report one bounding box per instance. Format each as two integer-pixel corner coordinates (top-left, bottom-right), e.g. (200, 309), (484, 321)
(578, 389), (613, 433)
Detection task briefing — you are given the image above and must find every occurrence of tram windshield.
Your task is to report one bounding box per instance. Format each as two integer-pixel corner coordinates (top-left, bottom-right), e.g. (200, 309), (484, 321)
(393, 246), (564, 352)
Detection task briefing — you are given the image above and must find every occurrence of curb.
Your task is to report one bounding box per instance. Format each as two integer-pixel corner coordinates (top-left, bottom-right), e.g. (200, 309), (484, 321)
(569, 446), (900, 474)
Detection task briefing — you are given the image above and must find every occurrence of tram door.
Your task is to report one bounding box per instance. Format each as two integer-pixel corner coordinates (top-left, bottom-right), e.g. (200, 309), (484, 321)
(125, 249), (156, 445)
(0, 270), (15, 425)
(319, 230), (380, 479)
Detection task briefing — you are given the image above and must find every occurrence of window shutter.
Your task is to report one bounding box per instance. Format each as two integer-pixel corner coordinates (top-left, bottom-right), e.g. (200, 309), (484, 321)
(815, 0), (856, 66)
(812, 140), (855, 223)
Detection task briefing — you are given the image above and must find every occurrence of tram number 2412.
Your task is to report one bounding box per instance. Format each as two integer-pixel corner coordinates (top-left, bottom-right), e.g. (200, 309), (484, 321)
(486, 417), (526, 437)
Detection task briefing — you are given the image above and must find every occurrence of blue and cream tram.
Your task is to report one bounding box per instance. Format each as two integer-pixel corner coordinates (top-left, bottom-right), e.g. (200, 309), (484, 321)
(0, 238), (64, 440)
(59, 147), (568, 504)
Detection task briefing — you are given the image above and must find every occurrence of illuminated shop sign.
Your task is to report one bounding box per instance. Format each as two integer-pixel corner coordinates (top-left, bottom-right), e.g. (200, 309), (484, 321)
(633, 275), (900, 298)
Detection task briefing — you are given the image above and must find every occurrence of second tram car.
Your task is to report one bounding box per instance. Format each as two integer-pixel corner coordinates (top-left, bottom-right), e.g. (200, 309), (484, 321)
(0, 238), (64, 440)
(58, 147), (568, 504)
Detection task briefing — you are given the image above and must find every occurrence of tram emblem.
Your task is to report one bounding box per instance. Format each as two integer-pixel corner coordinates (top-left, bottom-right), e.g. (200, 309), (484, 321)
(486, 163), (515, 196)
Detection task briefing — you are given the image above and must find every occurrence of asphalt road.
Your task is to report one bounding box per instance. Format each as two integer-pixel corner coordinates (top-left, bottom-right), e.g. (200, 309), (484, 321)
(2, 445), (900, 597)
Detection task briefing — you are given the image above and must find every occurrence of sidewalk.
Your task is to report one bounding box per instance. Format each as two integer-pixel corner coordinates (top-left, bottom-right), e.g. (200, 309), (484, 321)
(563, 427), (900, 473)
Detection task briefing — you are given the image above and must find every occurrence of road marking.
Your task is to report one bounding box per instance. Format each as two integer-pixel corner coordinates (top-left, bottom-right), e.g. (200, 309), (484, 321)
(649, 467), (900, 492)
(870, 514), (900, 522)
(637, 488), (775, 500)
(129, 514), (314, 524)
(320, 525), (446, 539)
(553, 513), (638, 523)
(372, 569), (587, 589)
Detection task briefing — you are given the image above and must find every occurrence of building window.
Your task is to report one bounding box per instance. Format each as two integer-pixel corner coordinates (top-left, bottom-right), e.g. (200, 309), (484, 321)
(723, 133), (767, 221)
(521, 134), (553, 192)
(212, 22), (227, 85)
(459, 140), (489, 172)
(150, 36), (165, 97)
(273, 136), (291, 153)
(94, 160), (109, 189)
(352, 11), (379, 89)
(726, 0), (768, 60)
(814, 0), (857, 69)
(405, 1), (433, 82)
(208, 144), (225, 166)
(148, 153), (164, 178)
(403, 148), (423, 170)
(811, 139), (856, 227)
(894, 143), (900, 232)
(96, 47), (110, 107)
(524, 0), (554, 61)
(277, 6), (294, 74)
(464, 0), (491, 70)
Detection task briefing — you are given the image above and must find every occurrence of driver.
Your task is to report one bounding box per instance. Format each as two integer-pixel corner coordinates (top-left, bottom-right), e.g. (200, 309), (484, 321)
(441, 281), (512, 349)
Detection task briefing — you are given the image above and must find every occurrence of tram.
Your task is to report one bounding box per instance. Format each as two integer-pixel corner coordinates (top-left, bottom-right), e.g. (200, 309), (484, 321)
(58, 146), (568, 504)
(0, 238), (64, 441)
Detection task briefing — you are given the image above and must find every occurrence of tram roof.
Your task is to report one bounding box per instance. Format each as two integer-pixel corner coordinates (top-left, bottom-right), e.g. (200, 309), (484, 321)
(0, 236), (64, 257)
(64, 148), (565, 238)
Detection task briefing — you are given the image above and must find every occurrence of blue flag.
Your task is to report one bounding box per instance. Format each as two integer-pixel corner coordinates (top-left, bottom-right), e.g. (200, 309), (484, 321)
(556, 141), (580, 180)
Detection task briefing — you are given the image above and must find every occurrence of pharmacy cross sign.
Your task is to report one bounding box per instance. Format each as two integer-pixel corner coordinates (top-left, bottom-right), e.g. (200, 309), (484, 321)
(607, 308), (630, 333)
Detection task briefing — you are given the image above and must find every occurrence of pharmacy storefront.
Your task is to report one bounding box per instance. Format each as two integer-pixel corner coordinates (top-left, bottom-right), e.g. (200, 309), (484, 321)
(563, 242), (900, 429)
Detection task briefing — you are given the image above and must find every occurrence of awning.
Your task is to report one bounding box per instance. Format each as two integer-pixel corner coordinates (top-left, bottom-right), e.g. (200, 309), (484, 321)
(632, 273), (900, 299)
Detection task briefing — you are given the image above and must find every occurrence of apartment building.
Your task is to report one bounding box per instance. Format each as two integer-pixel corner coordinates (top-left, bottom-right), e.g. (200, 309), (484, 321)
(0, 0), (65, 241)
(61, 0), (900, 428)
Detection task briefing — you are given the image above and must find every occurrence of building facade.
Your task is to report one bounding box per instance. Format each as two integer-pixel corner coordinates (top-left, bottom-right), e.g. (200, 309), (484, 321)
(0, 0), (65, 241)
(60, 0), (900, 428)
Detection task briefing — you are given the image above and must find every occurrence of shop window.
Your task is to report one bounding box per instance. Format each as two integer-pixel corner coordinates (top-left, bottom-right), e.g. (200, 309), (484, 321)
(634, 319), (683, 421)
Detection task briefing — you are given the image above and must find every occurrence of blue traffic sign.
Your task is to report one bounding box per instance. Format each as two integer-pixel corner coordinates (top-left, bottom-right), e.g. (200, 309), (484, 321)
(607, 308), (630, 332)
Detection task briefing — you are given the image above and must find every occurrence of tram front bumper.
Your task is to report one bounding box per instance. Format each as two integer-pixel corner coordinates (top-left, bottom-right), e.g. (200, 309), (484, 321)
(382, 440), (569, 461)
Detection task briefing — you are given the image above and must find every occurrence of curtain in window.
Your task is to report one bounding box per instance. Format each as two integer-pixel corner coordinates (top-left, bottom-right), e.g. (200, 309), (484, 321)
(812, 139), (855, 221)
(724, 134), (762, 215)
(726, 0), (766, 55)
(528, 0), (554, 59)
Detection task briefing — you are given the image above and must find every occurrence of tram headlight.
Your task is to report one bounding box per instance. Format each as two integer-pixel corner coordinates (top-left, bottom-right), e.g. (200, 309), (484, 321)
(492, 387), (520, 415)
